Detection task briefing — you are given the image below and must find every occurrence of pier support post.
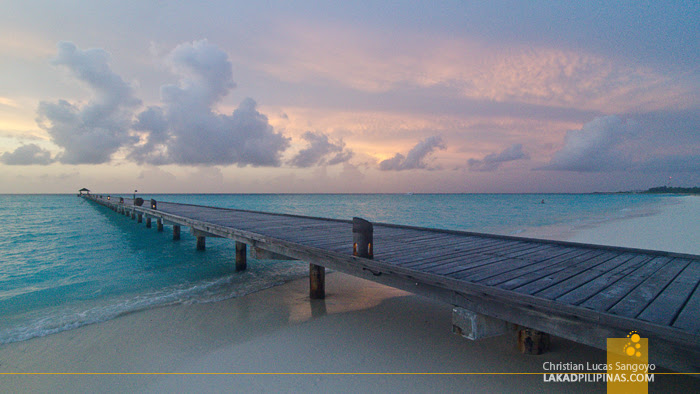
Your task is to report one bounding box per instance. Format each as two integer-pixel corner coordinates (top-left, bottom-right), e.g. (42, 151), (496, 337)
(309, 264), (325, 299)
(157, 218), (163, 232)
(137, 213), (143, 223)
(235, 242), (247, 272)
(173, 225), (181, 240)
(131, 211), (135, 219)
(517, 327), (551, 355)
(196, 235), (206, 251)
(146, 217), (151, 228)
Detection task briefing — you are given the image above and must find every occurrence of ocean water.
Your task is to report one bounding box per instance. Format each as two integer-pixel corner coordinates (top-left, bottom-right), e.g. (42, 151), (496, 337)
(0, 193), (671, 344)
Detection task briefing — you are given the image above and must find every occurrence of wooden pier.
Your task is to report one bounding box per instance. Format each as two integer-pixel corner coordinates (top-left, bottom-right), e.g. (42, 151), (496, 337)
(83, 194), (700, 372)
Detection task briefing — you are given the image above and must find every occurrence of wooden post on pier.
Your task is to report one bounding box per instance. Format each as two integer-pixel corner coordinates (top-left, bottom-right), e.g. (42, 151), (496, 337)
(309, 264), (325, 299)
(137, 213), (143, 223)
(146, 217), (151, 228)
(352, 217), (373, 259)
(196, 235), (206, 250)
(235, 242), (247, 272)
(157, 218), (163, 232)
(173, 225), (181, 240)
(131, 211), (135, 219)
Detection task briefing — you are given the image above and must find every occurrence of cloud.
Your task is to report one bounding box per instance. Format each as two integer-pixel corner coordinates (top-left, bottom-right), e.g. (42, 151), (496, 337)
(130, 40), (289, 166)
(36, 42), (140, 164)
(538, 116), (636, 172)
(539, 111), (700, 173)
(260, 22), (692, 114)
(0, 144), (54, 165)
(379, 136), (445, 171)
(468, 143), (529, 171)
(288, 131), (353, 167)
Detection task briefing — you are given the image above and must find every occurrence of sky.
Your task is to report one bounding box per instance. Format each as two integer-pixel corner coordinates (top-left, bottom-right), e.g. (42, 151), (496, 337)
(1, 1), (698, 193)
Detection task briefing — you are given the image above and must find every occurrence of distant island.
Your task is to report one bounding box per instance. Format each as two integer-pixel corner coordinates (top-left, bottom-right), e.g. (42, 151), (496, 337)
(642, 186), (700, 194)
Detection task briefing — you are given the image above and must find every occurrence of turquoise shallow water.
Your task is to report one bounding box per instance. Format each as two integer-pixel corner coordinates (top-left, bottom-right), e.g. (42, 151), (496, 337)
(0, 193), (669, 344)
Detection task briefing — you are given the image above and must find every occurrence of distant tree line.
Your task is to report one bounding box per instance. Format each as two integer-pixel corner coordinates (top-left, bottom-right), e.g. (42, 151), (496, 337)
(644, 186), (700, 194)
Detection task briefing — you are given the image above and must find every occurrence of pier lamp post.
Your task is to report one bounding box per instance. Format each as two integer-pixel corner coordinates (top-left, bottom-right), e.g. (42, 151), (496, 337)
(150, 199), (157, 210)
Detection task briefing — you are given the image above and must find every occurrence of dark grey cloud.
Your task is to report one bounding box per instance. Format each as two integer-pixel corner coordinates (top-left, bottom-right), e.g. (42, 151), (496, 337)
(130, 40), (289, 166)
(36, 42), (140, 164)
(379, 135), (445, 171)
(0, 144), (54, 165)
(289, 131), (353, 167)
(539, 111), (700, 173)
(468, 143), (529, 171)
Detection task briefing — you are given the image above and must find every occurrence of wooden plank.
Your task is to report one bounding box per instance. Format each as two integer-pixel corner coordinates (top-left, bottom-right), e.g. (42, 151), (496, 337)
(399, 239), (526, 268)
(533, 253), (637, 300)
(285, 231), (352, 245)
(555, 255), (654, 305)
(434, 245), (569, 280)
(389, 237), (508, 266)
(513, 252), (621, 295)
(394, 239), (514, 270)
(580, 256), (673, 312)
(638, 261), (700, 326)
(411, 243), (544, 274)
(268, 224), (349, 241)
(374, 237), (502, 263)
(476, 248), (584, 286)
(607, 258), (690, 318)
(431, 255), (510, 277)
(495, 250), (608, 291)
(449, 249), (580, 282)
(672, 279), (700, 334)
(396, 233), (461, 243)
(461, 249), (598, 286)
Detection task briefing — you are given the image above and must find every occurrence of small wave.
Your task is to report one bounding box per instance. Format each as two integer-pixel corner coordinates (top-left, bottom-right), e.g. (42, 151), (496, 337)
(0, 264), (307, 345)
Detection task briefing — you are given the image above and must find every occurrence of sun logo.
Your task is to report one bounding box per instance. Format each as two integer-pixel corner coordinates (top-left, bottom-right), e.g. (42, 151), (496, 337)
(623, 331), (643, 357)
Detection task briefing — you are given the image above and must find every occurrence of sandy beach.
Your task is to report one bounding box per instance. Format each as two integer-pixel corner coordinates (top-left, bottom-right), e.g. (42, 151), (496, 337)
(2, 196), (699, 393)
(568, 195), (700, 255)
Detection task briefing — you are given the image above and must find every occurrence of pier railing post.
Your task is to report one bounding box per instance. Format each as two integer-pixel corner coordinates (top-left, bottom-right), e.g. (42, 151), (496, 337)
(235, 242), (247, 272)
(352, 217), (373, 259)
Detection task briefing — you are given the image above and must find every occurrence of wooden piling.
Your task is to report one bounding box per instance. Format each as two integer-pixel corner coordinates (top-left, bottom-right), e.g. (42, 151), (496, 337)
(137, 213), (143, 223)
(196, 235), (206, 250)
(309, 264), (325, 299)
(131, 211), (135, 219)
(146, 217), (151, 228)
(517, 328), (551, 355)
(157, 218), (163, 232)
(235, 241), (247, 272)
(173, 225), (181, 240)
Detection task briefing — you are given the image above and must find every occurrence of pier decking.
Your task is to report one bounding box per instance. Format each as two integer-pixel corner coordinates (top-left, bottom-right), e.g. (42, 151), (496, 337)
(83, 194), (700, 372)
